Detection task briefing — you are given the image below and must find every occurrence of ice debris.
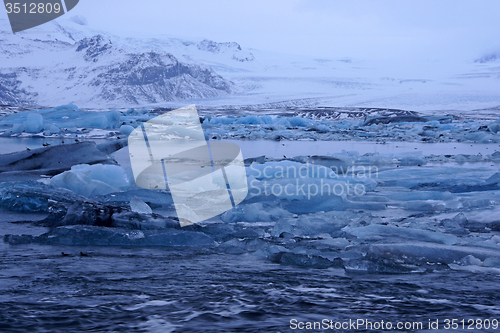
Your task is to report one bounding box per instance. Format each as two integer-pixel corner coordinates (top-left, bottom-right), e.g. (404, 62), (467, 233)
(130, 196), (153, 215)
(1, 104), (500, 143)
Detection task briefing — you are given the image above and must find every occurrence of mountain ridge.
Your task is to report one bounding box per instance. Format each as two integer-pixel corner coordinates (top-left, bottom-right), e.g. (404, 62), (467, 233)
(0, 17), (249, 107)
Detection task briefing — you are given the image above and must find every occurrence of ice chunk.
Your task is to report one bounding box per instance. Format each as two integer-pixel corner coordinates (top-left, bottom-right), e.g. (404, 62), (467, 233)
(4, 225), (216, 247)
(315, 237), (351, 250)
(126, 230), (145, 240)
(41, 199), (125, 228)
(346, 225), (457, 245)
(24, 113), (44, 133)
(344, 258), (415, 274)
(50, 164), (129, 197)
(220, 202), (291, 222)
(288, 117), (314, 127)
(120, 125), (135, 135)
(184, 222), (265, 243)
(235, 115), (273, 125)
(0, 104), (121, 132)
(485, 172), (500, 185)
(218, 239), (248, 254)
(44, 124), (60, 135)
(0, 181), (88, 213)
(269, 252), (343, 269)
(130, 196), (153, 214)
(459, 255), (483, 266)
(272, 212), (350, 237)
(386, 191), (455, 201)
(248, 174), (379, 213)
(94, 189), (174, 207)
(488, 122), (500, 133)
(440, 213), (470, 235)
(0, 142), (116, 176)
(111, 212), (179, 230)
(484, 258), (500, 268)
(1, 182), (49, 212)
(403, 200), (461, 212)
(370, 243), (500, 265)
(452, 212), (468, 225)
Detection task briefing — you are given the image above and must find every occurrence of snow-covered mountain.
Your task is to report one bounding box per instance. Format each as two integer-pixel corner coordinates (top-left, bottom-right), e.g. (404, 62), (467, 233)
(1, 15), (500, 111)
(0, 17), (242, 107)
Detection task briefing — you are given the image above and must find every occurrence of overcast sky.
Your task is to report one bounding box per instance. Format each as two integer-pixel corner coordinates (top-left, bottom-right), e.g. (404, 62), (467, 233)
(9, 0), (500, 60)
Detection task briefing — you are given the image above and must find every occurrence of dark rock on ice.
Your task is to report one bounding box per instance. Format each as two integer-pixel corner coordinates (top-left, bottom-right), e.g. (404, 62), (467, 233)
(111, 211), (179, 230)
(0, 181), (179, 229)
(40, 200), (124, 228)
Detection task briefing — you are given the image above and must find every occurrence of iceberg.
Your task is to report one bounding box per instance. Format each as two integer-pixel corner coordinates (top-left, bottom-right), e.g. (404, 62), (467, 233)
(345, 225), (457, 245)
(94, 189), (174, 207)
(220, 202), (291, 222)
(0, 142), (116, 178)
(344, 258), (415, 274)
(4, 225), (215, 247)
(0, 104), (121, 134)
(369, 243), (500, 265)
(23, 113), (44, 133)
(0, 181), (88, 213)
(120, 125), (135, 135)
(269, 252), (343, 269)
(50, 164), (130, 197)
(271, 212), (351, 237)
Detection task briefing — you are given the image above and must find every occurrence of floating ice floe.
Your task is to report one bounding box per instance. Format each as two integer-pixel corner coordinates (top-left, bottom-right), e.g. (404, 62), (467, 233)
(50, 164), (130, 197)
(0, 104), (123, 135)
(0, 142), (117, 182)
(4, 225), (215, 247)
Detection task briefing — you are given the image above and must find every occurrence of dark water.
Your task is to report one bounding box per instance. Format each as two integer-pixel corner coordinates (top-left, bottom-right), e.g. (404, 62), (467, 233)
(1, 243), (499, 332)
